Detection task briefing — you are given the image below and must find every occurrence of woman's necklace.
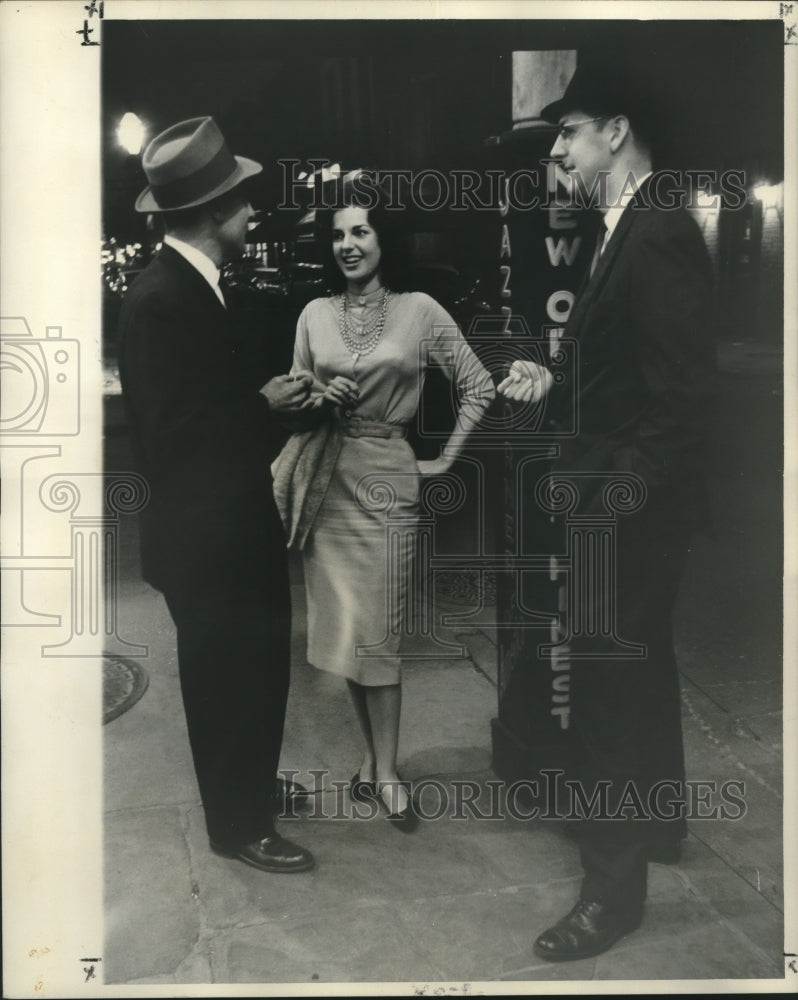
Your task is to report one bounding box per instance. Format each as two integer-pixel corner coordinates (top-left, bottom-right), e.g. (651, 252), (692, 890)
(337, 288), (390, 359)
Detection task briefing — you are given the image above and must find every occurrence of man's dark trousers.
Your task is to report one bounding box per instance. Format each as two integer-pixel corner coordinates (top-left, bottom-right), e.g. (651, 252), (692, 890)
(568, 497), (694, 907)
(161, 507), (291, 849)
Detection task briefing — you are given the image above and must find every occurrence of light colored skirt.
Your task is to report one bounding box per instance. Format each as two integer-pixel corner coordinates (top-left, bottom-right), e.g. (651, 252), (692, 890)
(303, 434), (419, 685)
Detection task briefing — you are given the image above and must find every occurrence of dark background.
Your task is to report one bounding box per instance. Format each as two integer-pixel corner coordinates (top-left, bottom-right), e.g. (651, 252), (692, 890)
(103, 18), (784, 239)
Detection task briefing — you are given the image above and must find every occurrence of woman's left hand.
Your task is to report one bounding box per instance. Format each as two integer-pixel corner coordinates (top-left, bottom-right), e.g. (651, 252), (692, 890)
(324, 375), (360, 407)
(416, 456), (452, 477)
(298, 373), (359, 410)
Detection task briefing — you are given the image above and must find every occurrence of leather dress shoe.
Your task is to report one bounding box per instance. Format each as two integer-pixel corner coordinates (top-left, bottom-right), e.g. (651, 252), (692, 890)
(210, 833), (315, 873)
(534, 899), (643, 961)
(350, 771), (377, 803)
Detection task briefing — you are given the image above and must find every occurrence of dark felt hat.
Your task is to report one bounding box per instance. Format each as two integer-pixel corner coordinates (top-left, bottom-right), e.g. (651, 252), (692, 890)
(540, 57), (653, 126)
(135, 116), (262, 213)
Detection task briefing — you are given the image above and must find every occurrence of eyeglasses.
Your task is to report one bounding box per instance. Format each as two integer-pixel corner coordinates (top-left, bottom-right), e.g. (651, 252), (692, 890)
(555, 117), (604, 142)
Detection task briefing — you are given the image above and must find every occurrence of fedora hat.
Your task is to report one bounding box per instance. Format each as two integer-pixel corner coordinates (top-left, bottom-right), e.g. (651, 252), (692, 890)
(135, 116), (262, 213)
(539, 56), (653, 126)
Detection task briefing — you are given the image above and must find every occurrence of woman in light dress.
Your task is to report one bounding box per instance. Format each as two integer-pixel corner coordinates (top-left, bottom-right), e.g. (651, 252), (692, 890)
(281, 178), (494, 829)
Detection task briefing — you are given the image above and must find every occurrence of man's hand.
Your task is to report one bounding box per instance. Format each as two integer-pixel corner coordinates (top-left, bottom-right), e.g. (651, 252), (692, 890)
(260, 373), (313, 414)
(497, 360), (554, 404)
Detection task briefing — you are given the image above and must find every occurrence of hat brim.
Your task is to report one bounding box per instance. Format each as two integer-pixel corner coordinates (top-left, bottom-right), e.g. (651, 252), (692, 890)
(540, 94), (646, 126)
(135, 155), (263, 214)
(539, 97), (575, 124)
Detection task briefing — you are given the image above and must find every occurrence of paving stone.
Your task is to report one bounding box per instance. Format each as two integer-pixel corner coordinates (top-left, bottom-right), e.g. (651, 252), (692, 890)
(104, 665), (199, 815)
(104, 588), (199, 814)
(104, 806), (200, 984)
(691, 678), (781, 721)
(213, 903), (440, 983)
(174, 951), (214, 983)
(463, 818), (581, 886)
(589, 859), (783, 979)
(396, 775), (580, 885)
(185, 799), (519, 933)
(681, 678), (783, 788)
(690, 823), (782, 909)
(392, 882), (586, 982)
(454, 627), (498, 686)
(743, 711), (783, 754)
(593, 919), (782, 980)
(679, 682), (783, 911)
(402, 659), (497, 768)
(670, 841), (783, 962)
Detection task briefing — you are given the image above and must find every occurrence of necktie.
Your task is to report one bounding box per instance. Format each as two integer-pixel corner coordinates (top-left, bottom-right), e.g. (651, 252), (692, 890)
(589, 222), (608, 277)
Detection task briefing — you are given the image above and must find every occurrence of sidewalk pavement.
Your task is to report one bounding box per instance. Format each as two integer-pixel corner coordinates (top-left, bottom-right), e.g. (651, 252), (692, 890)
(103, 339), (785, 987)
(105, 580), (784, 987)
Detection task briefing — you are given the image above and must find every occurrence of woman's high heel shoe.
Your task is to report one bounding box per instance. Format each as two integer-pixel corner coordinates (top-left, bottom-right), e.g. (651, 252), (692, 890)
(377, 780), (419, 833)
(350, 772), (377, 804)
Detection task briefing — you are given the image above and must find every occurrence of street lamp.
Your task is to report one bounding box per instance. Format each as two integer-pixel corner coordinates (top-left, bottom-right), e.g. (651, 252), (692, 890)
(752, 182), (782, 212)
(117, 113), (145, 156)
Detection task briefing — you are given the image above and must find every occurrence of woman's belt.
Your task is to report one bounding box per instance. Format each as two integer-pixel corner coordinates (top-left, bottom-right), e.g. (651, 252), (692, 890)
(339, 416), (407, 439)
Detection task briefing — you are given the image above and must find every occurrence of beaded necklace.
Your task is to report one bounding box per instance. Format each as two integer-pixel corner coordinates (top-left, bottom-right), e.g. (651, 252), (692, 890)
(337, 288), (390, 359)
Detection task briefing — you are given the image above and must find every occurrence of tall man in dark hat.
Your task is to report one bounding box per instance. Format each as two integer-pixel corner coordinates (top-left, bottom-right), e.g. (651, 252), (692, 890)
(118, 117), (315, 873)
(499, 59), (714, 957)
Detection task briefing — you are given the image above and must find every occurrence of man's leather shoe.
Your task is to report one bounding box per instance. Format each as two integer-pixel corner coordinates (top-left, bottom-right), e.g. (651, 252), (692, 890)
(533, 899), (642, 961)
(210, 834), (315, 873)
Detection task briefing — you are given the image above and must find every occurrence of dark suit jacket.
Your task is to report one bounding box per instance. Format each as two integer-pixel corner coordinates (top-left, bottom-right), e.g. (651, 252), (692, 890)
(117, 245), (287, 593)
(549, 176), (714, 524)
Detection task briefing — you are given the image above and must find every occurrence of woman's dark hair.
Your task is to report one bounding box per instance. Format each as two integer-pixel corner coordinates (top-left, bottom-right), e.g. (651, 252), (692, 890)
(314, 172), (413, 293)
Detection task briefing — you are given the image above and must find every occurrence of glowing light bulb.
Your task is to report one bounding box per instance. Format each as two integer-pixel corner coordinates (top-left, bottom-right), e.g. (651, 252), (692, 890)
(753, 183), (782, 210)
(118, 113), (145, 155)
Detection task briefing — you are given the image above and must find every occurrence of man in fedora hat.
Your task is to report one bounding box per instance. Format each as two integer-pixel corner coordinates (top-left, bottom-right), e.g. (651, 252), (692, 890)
(498, 55), (714, 957)
(118, 116), (315, 873)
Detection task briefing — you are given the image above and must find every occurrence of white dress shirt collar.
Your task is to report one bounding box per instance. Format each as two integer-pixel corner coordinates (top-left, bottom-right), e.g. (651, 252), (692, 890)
(602, 170), (653, 242)
(164, 234), (225, 307)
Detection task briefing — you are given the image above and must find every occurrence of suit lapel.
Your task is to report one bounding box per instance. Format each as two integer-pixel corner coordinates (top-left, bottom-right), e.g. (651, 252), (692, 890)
(565, 180), (651, 339)
(159, 244), (229, 318)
